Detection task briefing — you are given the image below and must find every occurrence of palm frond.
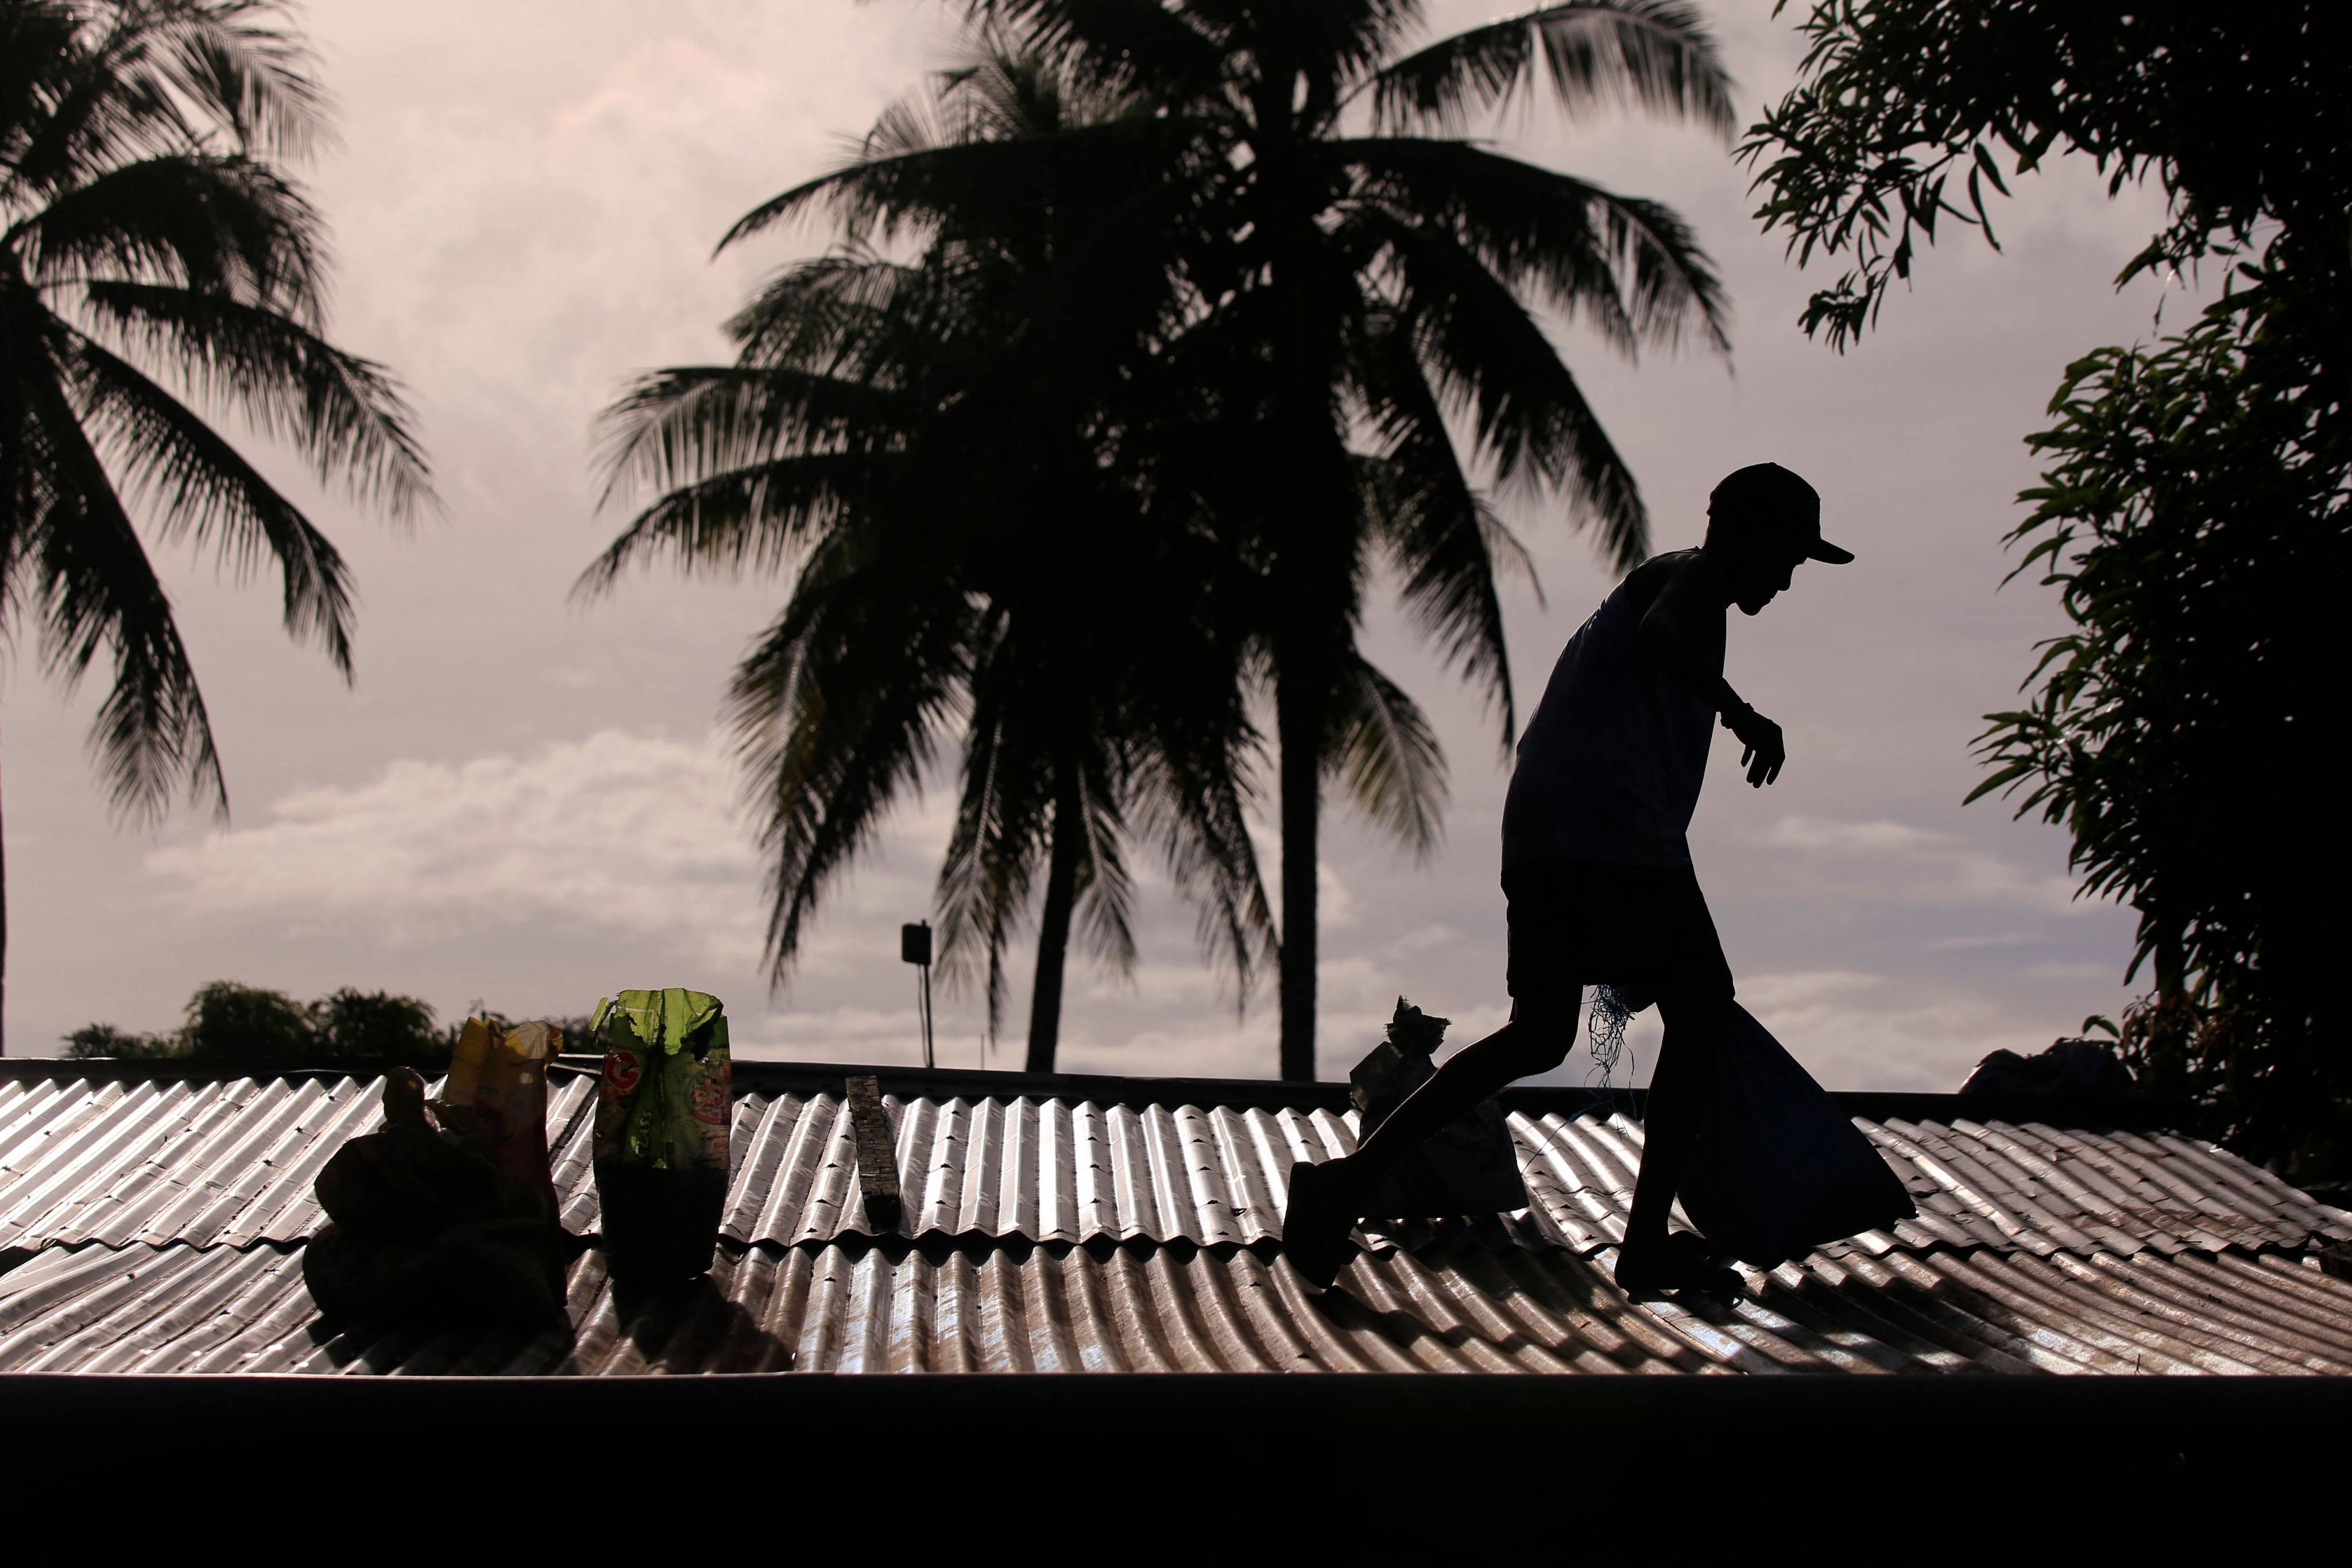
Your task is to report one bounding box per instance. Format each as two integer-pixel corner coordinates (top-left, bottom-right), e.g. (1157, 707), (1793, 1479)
(0, 5), (83, 185)
(1346, 206), (1625, 489)
(1341, 210), (1650, 572)
(723, 253), (925, 370)
(1255, 1), (1426, 111)
(1345, 305), (1527, 745)
(720, 113), (1195, 258)
(11, 153), (327, 318)
(3, 5), (193, 204)
(933, 624), (1054, 1037)
(593, 365), (906, 509)
(1069, 764), (1138, 972)
(954, 1), (1228, 100)
(1329, 654), (1448, 858)
(20, 363), (226, 822)
(1372, 1), (1734, 138)
(728, 557), (972, 986)
(4, 1), (330, 207)
(1339, 137), (1731, 357)
(0, 1), (401, 839)
(1130, 706), (1274, 1005)
(574, 450), (904, 597)
(76, 279), (432, 518)
(68, 328), (354, 673)
(146, 0), (333, 160)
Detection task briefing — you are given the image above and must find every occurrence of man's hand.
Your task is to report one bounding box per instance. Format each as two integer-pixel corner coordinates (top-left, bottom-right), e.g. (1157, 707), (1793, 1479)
(1723, 704), (1785, 787)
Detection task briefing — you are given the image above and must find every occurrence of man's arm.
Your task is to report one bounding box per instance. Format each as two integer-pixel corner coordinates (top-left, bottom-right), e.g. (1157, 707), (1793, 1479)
(1636, 560), (1785, 787)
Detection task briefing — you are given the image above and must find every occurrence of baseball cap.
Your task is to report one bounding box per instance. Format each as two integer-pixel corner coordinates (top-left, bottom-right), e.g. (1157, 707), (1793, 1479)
(1708, 463), (1854, 564)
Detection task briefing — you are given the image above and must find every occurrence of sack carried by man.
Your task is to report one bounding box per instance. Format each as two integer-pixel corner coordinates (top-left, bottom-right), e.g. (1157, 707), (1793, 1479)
(1677, 1003), (1916, 1268)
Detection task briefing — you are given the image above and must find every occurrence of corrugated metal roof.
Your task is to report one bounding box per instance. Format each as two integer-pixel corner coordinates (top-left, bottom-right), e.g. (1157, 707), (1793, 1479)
(2, 1060), (2348, 1379)
(5, 1235), (2349, 1379)
(715, 1087), (2352, 1256)
(0, 1073), (600, 1250)
(14, 1070), (2340, 1261)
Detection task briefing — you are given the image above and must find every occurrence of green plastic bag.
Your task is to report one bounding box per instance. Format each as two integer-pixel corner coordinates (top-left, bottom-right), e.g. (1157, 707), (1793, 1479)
(591, 988), (733, 1282)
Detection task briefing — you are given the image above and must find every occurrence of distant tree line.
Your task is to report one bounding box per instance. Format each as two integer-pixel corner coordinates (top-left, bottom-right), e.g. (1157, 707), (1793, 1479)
(65, 980), (598, 1067)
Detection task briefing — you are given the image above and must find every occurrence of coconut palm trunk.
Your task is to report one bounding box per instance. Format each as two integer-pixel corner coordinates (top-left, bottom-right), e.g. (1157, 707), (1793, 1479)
(1266, 369), (1359, 1082)
(1025, 768), (1086, 1073)
(1258, 117), (1359, 1078)
(1274, 669), (1324, 1079)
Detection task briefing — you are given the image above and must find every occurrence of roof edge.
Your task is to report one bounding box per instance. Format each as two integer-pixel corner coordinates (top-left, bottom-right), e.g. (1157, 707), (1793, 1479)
(0, 1053), (2165, 1129)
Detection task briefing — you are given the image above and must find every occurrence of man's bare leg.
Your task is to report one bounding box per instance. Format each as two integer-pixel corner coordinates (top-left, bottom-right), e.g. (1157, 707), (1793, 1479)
(1282, 993), (1578, 1287)
(1342, 993), (1578, 1193)
(1616, 986), (1732, 1291)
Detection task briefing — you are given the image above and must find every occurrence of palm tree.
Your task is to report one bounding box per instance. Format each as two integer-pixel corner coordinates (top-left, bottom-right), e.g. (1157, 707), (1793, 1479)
(586, 50), (1271, 1070)
(0, 0), (431, 1053)
(960, 1), (1735, 1075)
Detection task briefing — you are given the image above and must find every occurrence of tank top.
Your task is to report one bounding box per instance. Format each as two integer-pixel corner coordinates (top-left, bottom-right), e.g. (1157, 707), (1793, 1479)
(1502, 551), (1722, 870)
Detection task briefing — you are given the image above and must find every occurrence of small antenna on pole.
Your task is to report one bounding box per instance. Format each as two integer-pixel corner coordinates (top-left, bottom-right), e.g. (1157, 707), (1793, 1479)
(900, 921), (934, 1070)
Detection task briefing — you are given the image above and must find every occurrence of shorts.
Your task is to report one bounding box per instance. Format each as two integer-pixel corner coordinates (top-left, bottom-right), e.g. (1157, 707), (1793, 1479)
(1504, 857), (1735, 1009)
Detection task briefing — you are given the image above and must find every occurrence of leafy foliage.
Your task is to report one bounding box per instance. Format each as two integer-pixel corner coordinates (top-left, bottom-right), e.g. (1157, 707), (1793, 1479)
(1744, 3), (2349, 1176)
(1740, 0), (2350, 348)
(1971, 281), (2347, 1176)
(65, 979), (454, 1066)
(64, 1020), (181, 1058)
(310, 986), (446, 1063)
(180, 977), (315, 1062)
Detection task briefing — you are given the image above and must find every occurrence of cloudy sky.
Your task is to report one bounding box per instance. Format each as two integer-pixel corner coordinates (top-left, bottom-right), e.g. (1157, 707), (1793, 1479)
(7, 1), (2204, 1087)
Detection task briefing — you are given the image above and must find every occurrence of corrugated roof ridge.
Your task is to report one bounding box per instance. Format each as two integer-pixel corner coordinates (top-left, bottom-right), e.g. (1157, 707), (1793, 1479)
(0, 1057), (2157, 1126)
(6, 1070), (2346, 1264)
(8, 1233), (2350, 1379)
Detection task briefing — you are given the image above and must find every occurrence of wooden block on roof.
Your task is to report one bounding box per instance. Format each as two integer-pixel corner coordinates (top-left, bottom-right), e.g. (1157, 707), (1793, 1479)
(845, 1074), (902, 1230)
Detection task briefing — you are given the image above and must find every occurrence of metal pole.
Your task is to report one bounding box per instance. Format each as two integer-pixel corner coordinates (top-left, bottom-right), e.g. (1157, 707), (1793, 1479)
(920, 958), (935, 1070)
(901, 920), (934, 1069)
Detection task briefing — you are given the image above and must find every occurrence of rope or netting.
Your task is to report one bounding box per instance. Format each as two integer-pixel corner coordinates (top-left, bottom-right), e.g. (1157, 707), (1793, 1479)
(1588, 984), (1637, 1086)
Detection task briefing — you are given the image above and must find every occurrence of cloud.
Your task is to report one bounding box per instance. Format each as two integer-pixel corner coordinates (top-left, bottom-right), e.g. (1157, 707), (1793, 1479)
(1507, 967), (2068, 1095)
(1388, 924), (1460, 957)
(2024, 959), (2114, 982)
(146, 729), (768, 961)
(1734, 968), (2061, 1093)
(1925, 932), (2035, 953)
(1736, 969), (1888, 1008)
(1761, 815), (2092, 915)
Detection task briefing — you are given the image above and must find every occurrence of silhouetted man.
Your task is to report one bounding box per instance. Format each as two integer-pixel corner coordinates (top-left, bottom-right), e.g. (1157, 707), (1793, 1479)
(1283, 463), (1852, 1295)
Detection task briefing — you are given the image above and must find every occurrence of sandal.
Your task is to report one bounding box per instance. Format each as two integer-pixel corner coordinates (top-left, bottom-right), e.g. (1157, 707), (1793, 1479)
(1282, 1159), (1361, 1291)
(1615, 1231), (1742, 1299)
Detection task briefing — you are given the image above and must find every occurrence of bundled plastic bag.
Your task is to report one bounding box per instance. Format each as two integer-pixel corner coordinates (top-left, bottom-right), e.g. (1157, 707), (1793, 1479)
(305, 1037), (571, 1331)
(438, 1017), (560, 1207)
(1678, 1002), (1916, 1268)
(1350, 998), (1528, 1218)
(592, 988), (733, 1283)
